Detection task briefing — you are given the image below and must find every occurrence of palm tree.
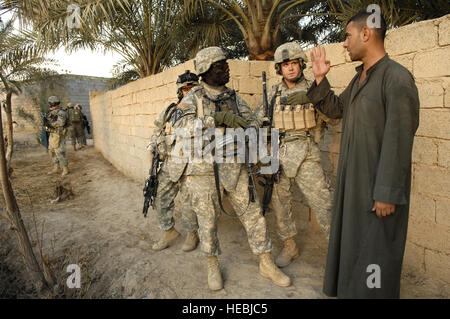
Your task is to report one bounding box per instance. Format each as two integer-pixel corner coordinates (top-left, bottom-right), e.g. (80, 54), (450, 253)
(326, 0), (450, 35)
(184, 0), (317, 60)
(0, 16), (50, 167)
(2, 0), (190, 78)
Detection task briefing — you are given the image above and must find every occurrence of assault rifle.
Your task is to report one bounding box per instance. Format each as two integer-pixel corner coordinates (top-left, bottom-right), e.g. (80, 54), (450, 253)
(142, 150), (162, 218)
(258, 71), (279, 216)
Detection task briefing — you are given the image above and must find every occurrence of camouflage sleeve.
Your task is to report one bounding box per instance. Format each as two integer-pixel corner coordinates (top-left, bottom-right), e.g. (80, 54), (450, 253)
(235, 94), (261, 128)
(53, 110), (68, 128)
(173, 90), (215, 134)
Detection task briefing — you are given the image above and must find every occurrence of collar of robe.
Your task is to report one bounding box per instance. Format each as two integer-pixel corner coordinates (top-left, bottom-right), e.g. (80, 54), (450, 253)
(355, 53), (390, 76)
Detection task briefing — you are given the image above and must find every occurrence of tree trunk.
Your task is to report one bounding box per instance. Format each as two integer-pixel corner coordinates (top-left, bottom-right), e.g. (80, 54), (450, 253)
(0, 103), (53, 295)
(5, 90), (14, 170)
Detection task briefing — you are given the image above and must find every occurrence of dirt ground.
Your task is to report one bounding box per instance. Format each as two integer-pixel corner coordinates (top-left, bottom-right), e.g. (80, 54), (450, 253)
(0, 143), (449, 299)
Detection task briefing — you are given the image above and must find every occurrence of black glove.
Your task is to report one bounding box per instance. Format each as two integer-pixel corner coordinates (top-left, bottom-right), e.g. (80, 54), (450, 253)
(214, 111), (248, 128)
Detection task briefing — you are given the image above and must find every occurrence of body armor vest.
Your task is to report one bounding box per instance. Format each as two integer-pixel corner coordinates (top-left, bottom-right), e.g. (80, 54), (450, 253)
(272, 86), (317, 132)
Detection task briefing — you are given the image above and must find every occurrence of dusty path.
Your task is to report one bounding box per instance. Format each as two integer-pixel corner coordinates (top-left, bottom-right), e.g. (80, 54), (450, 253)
(0, 144), (449, 299)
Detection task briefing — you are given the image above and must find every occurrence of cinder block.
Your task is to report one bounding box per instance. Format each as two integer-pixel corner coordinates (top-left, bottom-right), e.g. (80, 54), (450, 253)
(326, 62), (360, 88)
(424, 249), (450, 283)
(444, 78), (450, 108)
(409, 193), (436, 223)
(416, 79), (444, 108)
(414, 48), (450, 78)
(249, 60), (272, 77)
(408, 213), (450, 253)
(403, 241), (426, 274)
(436, 197), (450, 228)
(413, 164), (450, 198)
(238, 77), (261, 94)
(416, 109), (450, 139)
(386, 20), (437, 56)
(412, 137), (438, 165)
(323, 42), (347, 66)
(229, 60), (250, 77)
(438, 15), (450, 46)
(438, 140), (450, 168)
(392, 54), (414, 74)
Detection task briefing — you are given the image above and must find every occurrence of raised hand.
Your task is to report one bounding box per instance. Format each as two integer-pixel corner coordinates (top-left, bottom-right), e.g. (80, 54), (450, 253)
(310, 46), (331, 85)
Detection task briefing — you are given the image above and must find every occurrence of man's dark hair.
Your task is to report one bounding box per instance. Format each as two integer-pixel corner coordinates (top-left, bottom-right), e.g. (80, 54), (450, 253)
(347, 10), (387, 41)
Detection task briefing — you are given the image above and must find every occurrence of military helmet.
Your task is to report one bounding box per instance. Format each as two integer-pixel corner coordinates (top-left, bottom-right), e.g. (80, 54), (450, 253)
(274, 42), (308, 65)
(176, 70), (199, 89)
(194, 47), (227, 75)
(67, 102), (74, 108)
(48, 96), (61, 106)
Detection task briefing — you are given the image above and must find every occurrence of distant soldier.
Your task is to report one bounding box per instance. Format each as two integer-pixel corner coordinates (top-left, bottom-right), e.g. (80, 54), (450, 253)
(78, 105), (91, 141)
(255, 42), (336, 268)
(147, 70), (200, 252)
(170, 47), (291, 291)
(68, 103), (86, 150)
(44, 96), (70, 176)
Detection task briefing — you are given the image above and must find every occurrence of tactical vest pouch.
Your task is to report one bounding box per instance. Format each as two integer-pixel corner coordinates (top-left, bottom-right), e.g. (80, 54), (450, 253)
(49, 133), (61, 149)
(293, 105), (306, 130)
(304, 105), (316, 129)
(273, 105), (284, 131)
(282, 106), (295, 131)
(70, 110), (82, 122)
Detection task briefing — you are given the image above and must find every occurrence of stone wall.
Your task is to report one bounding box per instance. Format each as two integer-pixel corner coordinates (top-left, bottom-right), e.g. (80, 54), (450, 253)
(90, 14), (450, 284)
(1, 74), (110, 144)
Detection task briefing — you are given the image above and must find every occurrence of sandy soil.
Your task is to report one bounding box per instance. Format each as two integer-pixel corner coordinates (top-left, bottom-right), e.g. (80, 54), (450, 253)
(0, 143), (449, 299)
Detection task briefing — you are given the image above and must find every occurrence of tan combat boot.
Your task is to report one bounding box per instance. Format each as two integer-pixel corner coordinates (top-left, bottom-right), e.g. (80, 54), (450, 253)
(152, 227), (180, 251)
(48, 163), (59, 175)
(182, 232), (199, 252)
(275, 237), (299, 268)
(259, 252), (291, 287)
(61, 165), (69, 177)
(206, 256), (223, 291)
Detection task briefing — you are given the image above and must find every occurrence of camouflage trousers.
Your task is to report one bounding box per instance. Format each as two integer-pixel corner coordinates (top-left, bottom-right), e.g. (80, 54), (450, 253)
(179, 168), (272, 256)
(155, 165), (198, 233)
(69, 123), (86, 145)
(48, 134), (68, 167)
(272, 137), (333, 240)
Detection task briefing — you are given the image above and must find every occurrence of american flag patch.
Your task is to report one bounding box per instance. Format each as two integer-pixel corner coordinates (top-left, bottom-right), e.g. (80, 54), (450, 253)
(177, 102), (188, 110)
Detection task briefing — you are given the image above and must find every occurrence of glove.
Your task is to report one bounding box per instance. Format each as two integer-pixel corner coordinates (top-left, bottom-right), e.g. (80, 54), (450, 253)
(213, 111), (248, 128)
(286, 91), (310, 105)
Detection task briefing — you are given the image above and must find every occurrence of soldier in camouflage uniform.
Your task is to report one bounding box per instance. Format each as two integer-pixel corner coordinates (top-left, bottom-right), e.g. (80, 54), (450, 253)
(169, 47), (291, 291)
(255, 42), (336, 268)
(148, 71), (200, 252)
(45, 96), (70, 176)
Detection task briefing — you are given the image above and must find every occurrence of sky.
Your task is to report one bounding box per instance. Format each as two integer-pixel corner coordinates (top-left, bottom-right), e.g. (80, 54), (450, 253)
(1, 11), (122, 78)
(46, 48), (122, 78)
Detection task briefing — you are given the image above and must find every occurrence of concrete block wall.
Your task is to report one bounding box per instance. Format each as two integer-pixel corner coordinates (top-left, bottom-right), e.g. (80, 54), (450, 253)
(90, 14), (450, 284)
(1, 74), (109, 143)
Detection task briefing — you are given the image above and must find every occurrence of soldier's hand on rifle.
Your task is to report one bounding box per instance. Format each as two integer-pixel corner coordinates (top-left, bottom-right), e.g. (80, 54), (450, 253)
(287, 91), (310, 106)
(214, 111), (248, 128)
(310, 46), (331, 85)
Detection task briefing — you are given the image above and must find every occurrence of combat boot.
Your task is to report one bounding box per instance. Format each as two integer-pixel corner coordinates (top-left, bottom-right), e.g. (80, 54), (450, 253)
(61, 165), (69, 177)
(152, 227), (180, 251)
(182, 232), (199, 252)
(206, 256), (223, 291)
(73, 144), (77, 151)
(259, 252), (291, 287)
(275, 237), (299, 268)
(48, 163), (59, 175)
